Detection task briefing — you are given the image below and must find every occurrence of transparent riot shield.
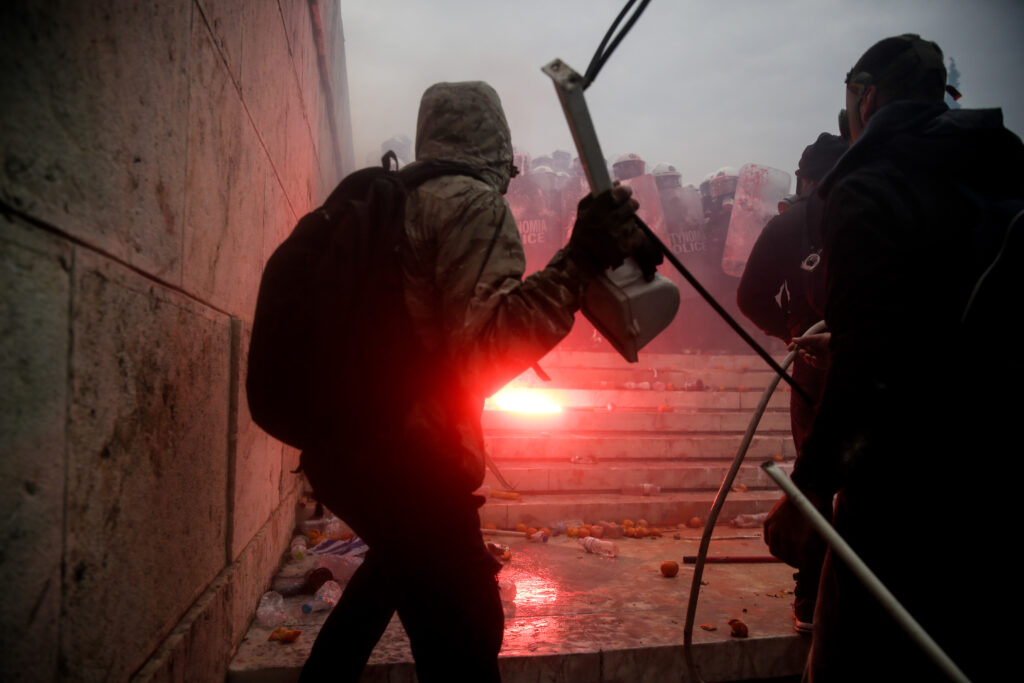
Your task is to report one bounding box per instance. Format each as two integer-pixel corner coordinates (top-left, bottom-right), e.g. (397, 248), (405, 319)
(722, 163), (791, 277)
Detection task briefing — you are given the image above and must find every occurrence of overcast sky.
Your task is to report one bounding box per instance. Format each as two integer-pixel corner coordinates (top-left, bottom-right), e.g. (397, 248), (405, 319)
(338, 0), (1024, 189)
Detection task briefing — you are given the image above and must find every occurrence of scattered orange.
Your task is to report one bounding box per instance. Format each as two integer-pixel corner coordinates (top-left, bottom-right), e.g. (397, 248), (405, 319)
(567, 526), (579, 538)
(515, 523), (528, 533)
(660, 561), (679, 577)
(624, 526), (636, 538)
(622, 519), (635, 528)
(590, 525), (605, 539)
(483, 522), (497, 530)
(637, 519), (649, 527)
(687, 516), (703, 528)
(268, 627), (302, 643)
(728, 618), (749, 638)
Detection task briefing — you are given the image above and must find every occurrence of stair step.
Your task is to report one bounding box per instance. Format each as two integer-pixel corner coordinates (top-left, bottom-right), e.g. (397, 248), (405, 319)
(485, 433), (795, 461)
(483, 460), (793, 493)
(480, 490), (784, 529)
(482, 408), (792, 433)
(536, 350), (787, 371)
(489, 387), (790, 411)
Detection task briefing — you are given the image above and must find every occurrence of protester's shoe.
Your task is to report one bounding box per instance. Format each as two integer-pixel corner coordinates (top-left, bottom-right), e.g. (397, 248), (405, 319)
(793, 597), (814, 634)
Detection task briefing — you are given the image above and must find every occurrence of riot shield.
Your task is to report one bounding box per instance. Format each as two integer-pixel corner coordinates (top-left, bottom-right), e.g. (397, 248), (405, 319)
(505, 173), (564, 274)
(722, 163), (791, 277)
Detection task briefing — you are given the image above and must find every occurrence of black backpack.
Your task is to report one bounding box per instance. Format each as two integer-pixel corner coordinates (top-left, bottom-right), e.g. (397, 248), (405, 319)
(246, 155), (484, 450)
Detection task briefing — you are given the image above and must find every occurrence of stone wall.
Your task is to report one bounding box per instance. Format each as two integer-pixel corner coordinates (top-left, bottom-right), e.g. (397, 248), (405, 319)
(0, 1), (353, 680)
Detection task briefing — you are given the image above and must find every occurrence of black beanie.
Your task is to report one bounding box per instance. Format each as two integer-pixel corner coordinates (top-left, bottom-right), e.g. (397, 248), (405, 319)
(847, 34), (946, 101)
(796, 133), (849, 181)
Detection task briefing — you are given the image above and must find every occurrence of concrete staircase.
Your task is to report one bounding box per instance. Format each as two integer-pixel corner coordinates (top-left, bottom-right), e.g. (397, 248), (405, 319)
(480, 350), (796, 529)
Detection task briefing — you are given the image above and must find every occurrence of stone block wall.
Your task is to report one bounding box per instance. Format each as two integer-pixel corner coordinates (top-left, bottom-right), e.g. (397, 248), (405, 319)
(0, 1), (354, 680)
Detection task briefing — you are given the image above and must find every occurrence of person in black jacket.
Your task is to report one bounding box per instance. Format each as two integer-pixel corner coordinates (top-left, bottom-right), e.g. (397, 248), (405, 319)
(737, 132), (847, 632)
(775, 35), (1024, 681)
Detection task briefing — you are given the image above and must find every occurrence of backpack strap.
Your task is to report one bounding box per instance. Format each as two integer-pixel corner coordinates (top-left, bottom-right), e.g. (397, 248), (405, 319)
(397, 158), (487, 189)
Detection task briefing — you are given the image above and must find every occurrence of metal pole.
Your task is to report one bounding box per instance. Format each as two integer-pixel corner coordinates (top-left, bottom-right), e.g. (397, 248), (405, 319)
(761, 462), (971, 683)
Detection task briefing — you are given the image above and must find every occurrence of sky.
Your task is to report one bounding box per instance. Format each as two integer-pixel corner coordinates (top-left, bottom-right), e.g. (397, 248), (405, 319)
(338, 0), (1024, 189)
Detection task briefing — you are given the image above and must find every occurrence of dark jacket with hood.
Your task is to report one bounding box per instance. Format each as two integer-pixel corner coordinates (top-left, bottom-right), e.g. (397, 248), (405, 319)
(736, 193), (827, 343)
(791, 100), (1024, 682)
(793, 101), (1024, 499)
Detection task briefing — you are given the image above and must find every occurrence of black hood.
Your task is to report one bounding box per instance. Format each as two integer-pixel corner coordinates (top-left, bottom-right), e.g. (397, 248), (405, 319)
(819, 101), (1024, 201)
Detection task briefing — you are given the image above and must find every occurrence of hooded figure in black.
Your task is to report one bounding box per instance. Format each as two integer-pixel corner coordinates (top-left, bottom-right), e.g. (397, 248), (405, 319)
(299, 81), (653, 683)
(777, 35), (1024, 681)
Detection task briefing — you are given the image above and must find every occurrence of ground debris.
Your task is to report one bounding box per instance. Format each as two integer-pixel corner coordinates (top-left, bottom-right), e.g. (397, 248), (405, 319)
(700, 623), (717, 631)
(728, 618), (749, 638)
(268, 627), (301, 644)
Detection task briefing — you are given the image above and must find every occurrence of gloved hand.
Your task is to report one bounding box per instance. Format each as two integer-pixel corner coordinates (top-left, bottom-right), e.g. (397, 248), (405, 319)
(567, 186), (662, 280)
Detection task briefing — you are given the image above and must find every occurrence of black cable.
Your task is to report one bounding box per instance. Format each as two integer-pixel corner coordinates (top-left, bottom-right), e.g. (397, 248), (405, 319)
(635, 217), (815, 404)
(583, 0), (635, 85)
(575, 0), (811, 401)
(582, 0), (652, 90)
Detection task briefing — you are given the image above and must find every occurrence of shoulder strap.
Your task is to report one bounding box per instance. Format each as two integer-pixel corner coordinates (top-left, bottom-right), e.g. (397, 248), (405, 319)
(398, 159), (487, 190)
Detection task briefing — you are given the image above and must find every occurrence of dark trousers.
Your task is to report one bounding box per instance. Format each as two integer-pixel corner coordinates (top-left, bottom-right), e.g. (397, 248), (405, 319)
(789, 356), (829, 609)
(297, 442), (504, 682)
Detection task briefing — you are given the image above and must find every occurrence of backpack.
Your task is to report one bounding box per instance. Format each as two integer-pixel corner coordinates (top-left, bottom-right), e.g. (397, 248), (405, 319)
(246, 155), (484, 450)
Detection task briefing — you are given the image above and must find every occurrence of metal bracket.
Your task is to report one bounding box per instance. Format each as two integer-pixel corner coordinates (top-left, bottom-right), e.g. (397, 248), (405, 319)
(541, 59), (612, 197)
(542, 58), (679, 363)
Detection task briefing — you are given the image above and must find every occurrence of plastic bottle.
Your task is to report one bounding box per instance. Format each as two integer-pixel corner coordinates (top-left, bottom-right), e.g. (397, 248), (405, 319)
(301, 580), (342, 614)
(622, 483), (661, 496)
(290, 535), (308, 560)
(323, 515), (346, 538)
(256, 591), (288, 628)
(730, 512), (769, 528)
(580, 536), (618, 558)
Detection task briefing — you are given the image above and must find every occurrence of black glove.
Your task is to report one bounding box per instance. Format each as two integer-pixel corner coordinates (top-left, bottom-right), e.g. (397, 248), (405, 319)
(568, 188), (662, 280)
(630, 220), (663, 282)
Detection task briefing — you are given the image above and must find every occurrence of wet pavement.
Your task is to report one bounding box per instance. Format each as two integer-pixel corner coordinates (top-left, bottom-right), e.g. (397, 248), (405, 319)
(228, 526), (810, 682)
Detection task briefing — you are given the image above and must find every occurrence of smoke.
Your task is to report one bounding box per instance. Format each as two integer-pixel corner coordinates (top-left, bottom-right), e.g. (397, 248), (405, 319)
(341, 0), (1024, 187)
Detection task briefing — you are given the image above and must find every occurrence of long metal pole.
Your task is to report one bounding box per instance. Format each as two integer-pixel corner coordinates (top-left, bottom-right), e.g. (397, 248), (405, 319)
(761, 462), (971, 683)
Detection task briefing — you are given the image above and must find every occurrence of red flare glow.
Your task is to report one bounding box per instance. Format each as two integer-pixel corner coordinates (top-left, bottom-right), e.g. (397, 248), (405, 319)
(485, 387), (563, 414)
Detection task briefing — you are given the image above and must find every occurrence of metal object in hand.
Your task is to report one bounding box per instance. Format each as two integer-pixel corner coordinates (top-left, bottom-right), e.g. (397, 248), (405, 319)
(543, 58), (679, 362)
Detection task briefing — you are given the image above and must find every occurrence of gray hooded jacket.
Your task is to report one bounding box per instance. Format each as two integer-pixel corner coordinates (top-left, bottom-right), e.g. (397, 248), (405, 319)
(400, 81), (591, 487)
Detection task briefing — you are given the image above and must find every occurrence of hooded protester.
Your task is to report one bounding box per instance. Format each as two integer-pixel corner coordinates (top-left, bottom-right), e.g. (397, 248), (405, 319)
(738, 132), (848, 633)
(298, 81), (655, 682)
(774, 35), (1024, 681)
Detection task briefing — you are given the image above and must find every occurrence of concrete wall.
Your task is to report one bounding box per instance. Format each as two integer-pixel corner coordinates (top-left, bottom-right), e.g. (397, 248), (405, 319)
(0, 1), (353, 680)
